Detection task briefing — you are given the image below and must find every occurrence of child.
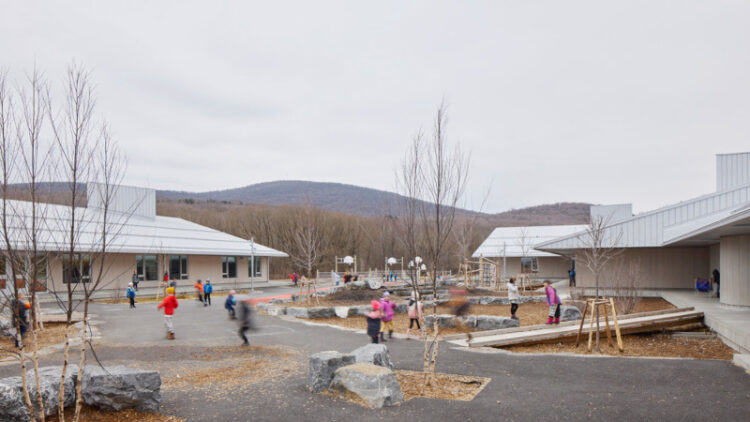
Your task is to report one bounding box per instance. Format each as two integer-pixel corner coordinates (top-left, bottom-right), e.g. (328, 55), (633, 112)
(379, 292), (396, 342)
(238, 299), (254, 346)
(365, 300), (382, 344)
(126, 282), (136, 309)
(194, 280), (204, 303)
(13, 292), (30, 348)
(507, 278), (520, 320)
(405, 291), (423, 338)
(203, 279), (213, 306)
(132, 270), (140, 291)
(225, 289), (237, 319)
(157, 286), (179, 339)
(543, 280), (561, 324)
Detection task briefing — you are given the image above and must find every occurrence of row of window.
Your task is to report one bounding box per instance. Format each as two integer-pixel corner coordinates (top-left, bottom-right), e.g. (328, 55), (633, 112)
(134, 255), (262, 282)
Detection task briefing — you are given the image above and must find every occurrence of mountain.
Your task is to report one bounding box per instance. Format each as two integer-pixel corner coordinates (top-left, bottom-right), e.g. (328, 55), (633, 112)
(156, 180), (479, 217)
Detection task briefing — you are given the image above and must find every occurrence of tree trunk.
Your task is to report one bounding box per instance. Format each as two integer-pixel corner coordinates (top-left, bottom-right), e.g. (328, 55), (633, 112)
(58, 324), (72, 420)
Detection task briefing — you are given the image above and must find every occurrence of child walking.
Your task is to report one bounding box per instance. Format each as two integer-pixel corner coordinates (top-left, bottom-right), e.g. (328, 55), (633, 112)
(238, 299), (255, 346)
(507, 278), (520, 320)
(225, 290), (237, 319)
(543, 280), (561, 324)
(157, 286), (179, 339)
(405, 291), (423, 338)
(194, 280), (204, 303)
(203, 279), (213, 306)
(379, 292), (396, 342)
(365, 300), (382, 344)
(126, 282), (136, 309)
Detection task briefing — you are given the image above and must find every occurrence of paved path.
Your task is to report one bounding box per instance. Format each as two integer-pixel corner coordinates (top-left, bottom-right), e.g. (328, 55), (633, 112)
(4, 298), (750, 421)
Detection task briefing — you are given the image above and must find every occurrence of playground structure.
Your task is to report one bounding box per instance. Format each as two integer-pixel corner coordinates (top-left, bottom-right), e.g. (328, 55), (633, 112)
(459, 254), (543, 291)
(334, 255), (357, 273)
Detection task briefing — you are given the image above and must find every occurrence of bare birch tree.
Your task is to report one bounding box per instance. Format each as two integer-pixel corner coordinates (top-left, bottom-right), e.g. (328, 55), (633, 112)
(291, 201), (326, 278)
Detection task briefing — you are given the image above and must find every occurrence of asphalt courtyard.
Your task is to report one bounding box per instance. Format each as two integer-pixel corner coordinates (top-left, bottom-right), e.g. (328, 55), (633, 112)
(2, 293), (750, 421)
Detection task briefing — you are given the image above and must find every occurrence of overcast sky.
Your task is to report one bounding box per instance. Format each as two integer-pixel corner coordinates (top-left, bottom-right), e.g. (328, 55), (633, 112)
(2, 1), (749, 214)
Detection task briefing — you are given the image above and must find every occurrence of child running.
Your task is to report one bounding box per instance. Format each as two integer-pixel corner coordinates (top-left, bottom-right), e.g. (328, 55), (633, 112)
(157, 286), (179, 339)
(543, 280), (561, 324)
(203, 279), (213, 306)
(379, 292), (396, 342)
(365, 300), (382, 344)
(405, 291), (424, 339)
(225, 290), (237, 319)
(126, 282), (136, 309)
(194, 280), (204, 303)
(238, 299), (254, 346)
(507, 278), (520, 320)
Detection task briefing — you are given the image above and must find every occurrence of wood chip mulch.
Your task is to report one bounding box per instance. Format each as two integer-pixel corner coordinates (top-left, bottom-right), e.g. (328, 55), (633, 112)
(395, 370), (490, 401)
(62, 405), (184, 421)
(0, 322), (70, 359)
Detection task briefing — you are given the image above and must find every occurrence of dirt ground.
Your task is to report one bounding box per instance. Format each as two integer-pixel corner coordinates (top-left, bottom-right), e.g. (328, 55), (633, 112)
(62, 405), (184, 422)
(0, 322), (69, 359)
(396, 370), (490, 401)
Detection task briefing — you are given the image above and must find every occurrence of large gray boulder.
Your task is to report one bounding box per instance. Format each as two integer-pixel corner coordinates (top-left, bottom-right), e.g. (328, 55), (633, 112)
(308, 351), (355, 393)
(394, 303), (408, 314)
(0, 318), (12, 337)
(351, 344), (394, 369)
(329, 363), (404, 408)
(366, 279), (382, 290)
(267, 306), (286, 316)
(424, 314), (456, 328)
(286, 307), (310, 318)
(560, 305), (583, 321)
(349, 280), (366, 289)
(81, 366), (161, 412)
(521, 295), (547, 304)
(334, 306), (350, 319)
(475, 316), (519, 331)
(307, 307), (335, 319)
(269, 298), (292, 304)
(0, 365), (79, 422)
(479, 296), (508, 305)
(349, 305), (372, 317)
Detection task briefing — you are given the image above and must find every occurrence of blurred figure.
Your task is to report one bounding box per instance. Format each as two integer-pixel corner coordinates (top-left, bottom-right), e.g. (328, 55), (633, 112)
(13, 292), (30, 348)
(448, 288), (473, 342)
(238, 298), (255, 346)
(225, 289), (237, 319)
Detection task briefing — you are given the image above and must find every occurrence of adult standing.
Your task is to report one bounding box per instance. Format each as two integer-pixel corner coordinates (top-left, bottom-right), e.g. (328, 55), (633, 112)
(712, 268), (720, 299)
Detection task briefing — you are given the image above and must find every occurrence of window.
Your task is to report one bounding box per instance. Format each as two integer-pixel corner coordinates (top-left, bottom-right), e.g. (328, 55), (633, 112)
(222, 256), (237, 278)
(169, 255), (189, 280)
(520, 257), (538, 274)
(136, 255), (159, 281)
(249, 256), (262, 278)
(62, 254), (91, 284)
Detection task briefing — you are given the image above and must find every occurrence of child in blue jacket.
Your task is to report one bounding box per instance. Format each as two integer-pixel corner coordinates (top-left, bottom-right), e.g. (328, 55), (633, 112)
(203, 279), (213, 306)
(225, 290), (237, 319)
(126, 282), (136, 309)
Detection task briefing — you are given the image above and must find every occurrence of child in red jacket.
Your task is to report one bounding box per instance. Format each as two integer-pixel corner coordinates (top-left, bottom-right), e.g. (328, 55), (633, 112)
(157, 287), (179, 339)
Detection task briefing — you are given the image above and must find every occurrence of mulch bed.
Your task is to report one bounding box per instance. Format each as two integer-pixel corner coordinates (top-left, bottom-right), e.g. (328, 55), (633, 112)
(396, 370), (490, 401)
(62, 405), (184, 421)
(0, 322), (70, 359)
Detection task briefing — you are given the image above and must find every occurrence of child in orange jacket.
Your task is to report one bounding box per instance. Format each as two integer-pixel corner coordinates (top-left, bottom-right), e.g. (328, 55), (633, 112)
(194, 280), (204, 303)
(157, 287), (179, 339)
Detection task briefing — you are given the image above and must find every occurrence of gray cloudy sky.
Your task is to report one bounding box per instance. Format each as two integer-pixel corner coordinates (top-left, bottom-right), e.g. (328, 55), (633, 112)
(2, 1), (749, 214)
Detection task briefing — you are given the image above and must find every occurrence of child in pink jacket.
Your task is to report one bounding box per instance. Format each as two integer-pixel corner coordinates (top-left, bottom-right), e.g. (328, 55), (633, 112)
(379, 292), (396, 342)
(544, 280), (561, 324)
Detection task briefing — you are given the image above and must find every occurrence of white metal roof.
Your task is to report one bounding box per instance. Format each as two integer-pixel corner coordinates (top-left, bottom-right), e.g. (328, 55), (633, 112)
(536, 182), (750, 251)
(0, 199), (288, 257)
(472, 225), (588, 258)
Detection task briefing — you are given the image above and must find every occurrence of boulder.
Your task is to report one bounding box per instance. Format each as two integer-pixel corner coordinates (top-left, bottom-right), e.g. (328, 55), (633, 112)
(458, 315), (477, 327)
(468, 297), (482, 305)
(329, 363), (403, 408)
(334, 307), (350, 319)
(269, 298), (291, 304)
(351, 344), (394, 369)
(560, 305), (583, 321)
(81, 366), (161, 412)
(307, 307), (335, 319)
(521, 296), (547, 304)
(366, 279), (382, 290)
(0, 365), (79, 422)
(308, 351), (355, 393)
(424, 314), (456, 328)
(256, 302), (269, 312)
(267, 306), (286, 316)
(475, 316), (519, 331)
(394, 303), (408, 314)
(0, 319), (12, 337)
(479, 296), (508, 305)
(286, 307), (310, 318)
(349, 280), (366, 289)
(349, 305), (372, 317)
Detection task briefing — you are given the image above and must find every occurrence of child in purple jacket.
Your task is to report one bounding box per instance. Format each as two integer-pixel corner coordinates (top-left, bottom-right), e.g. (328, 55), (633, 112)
(543, 280), (561, 324)
(379, 292), (396, 342)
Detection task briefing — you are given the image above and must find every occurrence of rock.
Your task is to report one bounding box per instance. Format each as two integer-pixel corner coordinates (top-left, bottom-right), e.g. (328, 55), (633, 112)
(394, 303), (408, 314)
(366, 279), (382, 290)
(307, 307), (335, 319)
(560, 305), (583, 321)
(351, 344), (394, 369)
(424, 314), (456, 328)
(256, 302), (269, 311)
(308, 351), (356, 393)
(329, 363), (404, 408)
(81, 366), (161, 412)
(521, 295), (547, 304)
(458, 315), (477, 327)
(439, 278), (457, 286)
(269, 298), (291, 304)
(349, 280), (366, 289)
(267, 306), (286, 316)
(479, 296), (508, 305)
(468, 297), (482, 304)
(0, 365), (79, 421)
(349, 305), (372, 317)
(334, 307), (349, 319)
(0, 319), (12, 337)
(475, 316), (519, 331)
(286, 307), (310, 318)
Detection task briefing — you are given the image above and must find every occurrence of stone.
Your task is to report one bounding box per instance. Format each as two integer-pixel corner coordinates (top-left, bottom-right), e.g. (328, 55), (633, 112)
(349, 305), (372, 317)
(286, 307), (310, 318)
(329, 363), (404, 408)
(351, 344), (394, 369)
(349, 280), (366, 289)
(475, 316), (519, 331)
(424, 314), (456, 328)
(0, 365), (79, 422)
(439, 278), (457, 286)
(269, 298), (291, 304)
(479, 296), (508, 305)
(560, 305), (583, 321)
(0, 318), (12, 337)
(267, 306), (286, 316)
(307, 307), (335, 319)
(308, 351), (356, 393)
(458, 315), (477, 327)
(366, 279), (382, 290)
(468, 297), (482, 305)
(81, 365), (161, 412)
(256, 302), (269, 311)
(521, 295), (547, 304)
(334, 307), (350, 319)
(394, 303), (408, 314)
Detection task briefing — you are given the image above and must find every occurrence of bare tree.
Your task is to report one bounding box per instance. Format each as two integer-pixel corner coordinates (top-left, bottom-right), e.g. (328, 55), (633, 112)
(290, 201), (326, 278)
(576, 214), (623, 350)
(604, 255), (642, 314)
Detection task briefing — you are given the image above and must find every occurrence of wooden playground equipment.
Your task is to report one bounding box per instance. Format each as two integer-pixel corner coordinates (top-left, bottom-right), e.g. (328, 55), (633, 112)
(576, 297), (624, 352)
(297, 275), (320, 304)
(459, 255), (500, 289)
